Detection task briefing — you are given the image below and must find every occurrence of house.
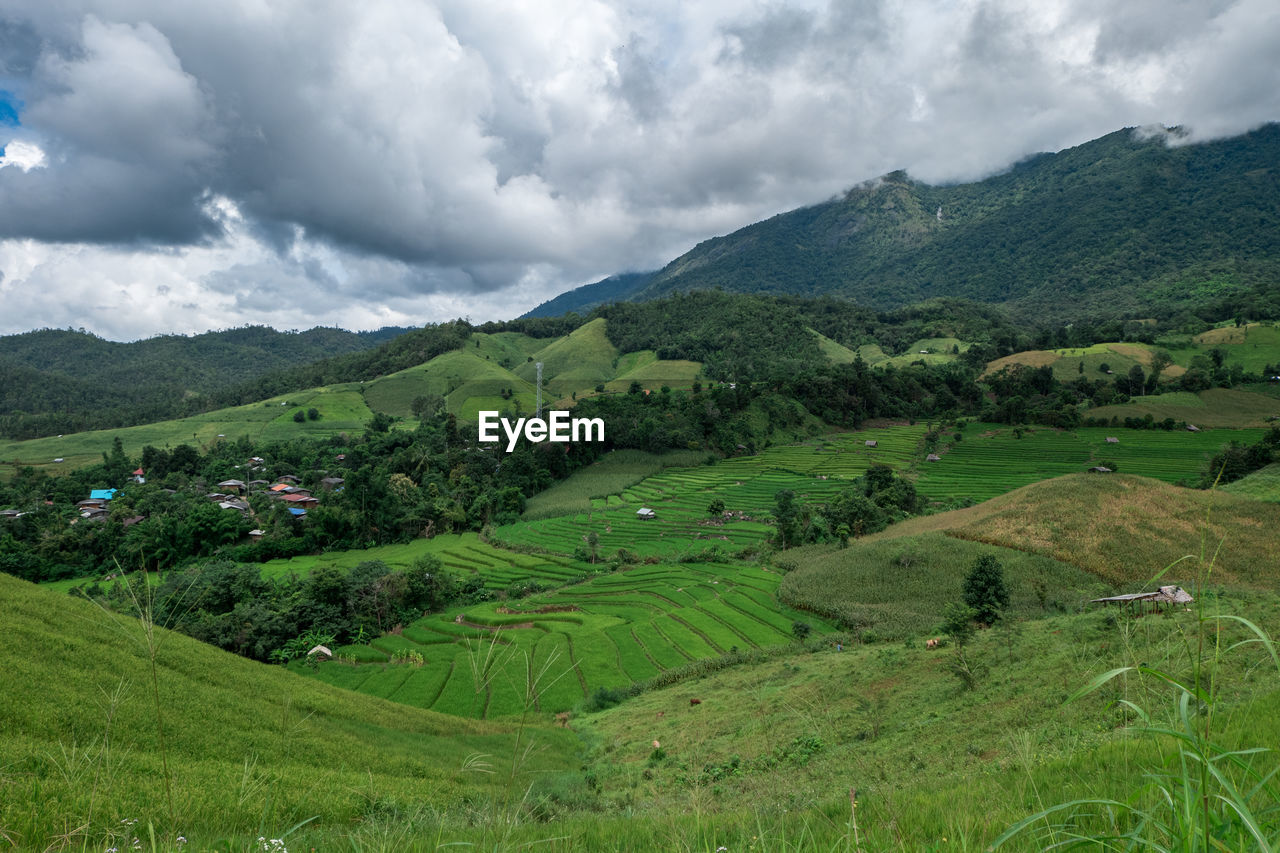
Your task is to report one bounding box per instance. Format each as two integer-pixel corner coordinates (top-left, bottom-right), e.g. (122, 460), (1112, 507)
(636, 507), (656, 520)
(218, 500), (251, 512)
(217, 479), (246, 494)
(276, 475), (301, 484)
(288, 507), (307, 517)
(0, 509), (23, 519)
(1092, 585), (1193, 613)
(122, 515), (146, 528)
(320, 477), (345, 490)
(282, 494), (319, 509)
(1089, 466), (1113, 473)
(269, 483), (292, 493)
(80, 507), (109, 521)
(248, 529), (264, 539)
(89, 489), (118, 502)
(926, 453), (941, 462)
(865, 440), (878, 447)
(1105, 437), (1119, 444)
(76, 499), (107, 510)
(132, 467), (146, 484)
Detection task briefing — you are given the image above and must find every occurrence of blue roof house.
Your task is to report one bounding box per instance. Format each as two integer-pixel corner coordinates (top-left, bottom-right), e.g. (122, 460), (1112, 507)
(89, 489), (119, 501)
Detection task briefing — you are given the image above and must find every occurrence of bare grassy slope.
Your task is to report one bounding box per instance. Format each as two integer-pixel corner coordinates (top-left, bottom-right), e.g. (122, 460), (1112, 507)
(865, 473), (1280, 587)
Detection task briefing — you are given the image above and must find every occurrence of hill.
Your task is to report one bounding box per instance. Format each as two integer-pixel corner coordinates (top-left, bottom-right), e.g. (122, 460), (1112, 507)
(526, 124), (1280, 324)
(0, 572), (579, 849)
(0, 325), (408, 438)
(861, 473), (1280, 588)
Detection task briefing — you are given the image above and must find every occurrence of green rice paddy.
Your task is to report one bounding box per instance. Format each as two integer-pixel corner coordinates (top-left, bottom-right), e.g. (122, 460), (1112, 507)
(495, 425), (929, 557)
(304, 561), (830, 719)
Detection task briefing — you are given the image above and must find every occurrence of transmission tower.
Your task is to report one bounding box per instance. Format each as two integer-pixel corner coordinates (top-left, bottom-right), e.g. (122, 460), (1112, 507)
(535, 362), (543, 419)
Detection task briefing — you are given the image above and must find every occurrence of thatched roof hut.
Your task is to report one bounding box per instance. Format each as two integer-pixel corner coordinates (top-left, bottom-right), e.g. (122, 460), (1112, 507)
(1092, 585), (1193, 613)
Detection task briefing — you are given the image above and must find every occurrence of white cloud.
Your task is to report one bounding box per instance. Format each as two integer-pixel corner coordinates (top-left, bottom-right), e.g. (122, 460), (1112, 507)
(0, 139), (45, 170)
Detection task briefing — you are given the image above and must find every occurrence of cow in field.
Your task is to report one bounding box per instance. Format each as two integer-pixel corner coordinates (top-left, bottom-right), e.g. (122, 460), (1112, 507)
(926, 637), (941, 650)
(554, 712), (571, 727)
(689, 698), (702, 706)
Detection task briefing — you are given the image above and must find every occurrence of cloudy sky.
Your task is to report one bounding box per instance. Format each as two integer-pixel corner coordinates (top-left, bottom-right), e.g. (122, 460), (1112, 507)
(1, 0), (1277, 340)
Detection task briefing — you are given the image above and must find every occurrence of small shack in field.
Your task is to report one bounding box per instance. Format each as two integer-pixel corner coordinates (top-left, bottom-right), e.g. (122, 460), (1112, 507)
(1088, 466), (1113, 473)
(1105, 436), (1119, 444)
(865, 440), (878, 447)
(636, 507), (656, 520)
(926, 453), (941, 462)
(1092, 585), (1193, 614)
(1187, 424), (1201, 432)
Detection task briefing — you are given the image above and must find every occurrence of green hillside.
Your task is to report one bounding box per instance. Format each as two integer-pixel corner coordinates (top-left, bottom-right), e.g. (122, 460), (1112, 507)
(0, 572), (578, 849)
(621, 124), (1280, 322)
(514, 318), (619, 395)
(1087, 387), (1280, 428)
(1221, 462), (1280, 502)
(0, 385), (373, 476)
(364, 349), (538, 422)
(864, 473), (1280, 588)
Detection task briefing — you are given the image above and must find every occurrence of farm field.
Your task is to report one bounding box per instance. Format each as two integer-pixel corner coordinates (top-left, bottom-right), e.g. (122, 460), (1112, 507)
(1191, 322), (1280, 372)
(522, 448), (710, 520)
(1086, 387), (1280, 428)
(304, 561), (831, 719)
(985, 340), (1187, 383)
(254, 531), (587, 589)
(495, 424), (929, 557)
(914, 422), (1265, 502)
(0, 384), (373, 478)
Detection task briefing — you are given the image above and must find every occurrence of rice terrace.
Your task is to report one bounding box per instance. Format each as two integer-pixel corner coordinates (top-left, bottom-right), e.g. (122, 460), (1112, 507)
(5, 91), (1280, 852)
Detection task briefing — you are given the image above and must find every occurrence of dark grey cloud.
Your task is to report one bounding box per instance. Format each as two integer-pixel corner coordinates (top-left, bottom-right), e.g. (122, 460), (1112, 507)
(0, 0), (1277, 339)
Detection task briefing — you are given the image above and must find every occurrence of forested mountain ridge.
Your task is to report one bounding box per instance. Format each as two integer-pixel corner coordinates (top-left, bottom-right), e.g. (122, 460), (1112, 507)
(0, 324), (412, 438)
(525, 124), (1280, 322)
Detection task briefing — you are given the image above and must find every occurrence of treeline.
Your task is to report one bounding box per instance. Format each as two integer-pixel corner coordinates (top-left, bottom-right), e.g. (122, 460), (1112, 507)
(1200, 426), (1280, 487)
(78, 555), (497, 663)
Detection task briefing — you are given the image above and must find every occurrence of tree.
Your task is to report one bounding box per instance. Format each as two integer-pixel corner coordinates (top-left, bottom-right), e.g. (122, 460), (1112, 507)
(307, 407), (321, 421)
(1126, 364), (1146, 397)
(707, 498), (725, 516)
(963, 554), (1010, 625)
(292, 409), (306, 423)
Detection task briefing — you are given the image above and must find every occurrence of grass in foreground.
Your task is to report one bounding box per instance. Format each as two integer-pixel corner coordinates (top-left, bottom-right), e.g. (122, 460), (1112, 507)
(0, 572), (579, 850)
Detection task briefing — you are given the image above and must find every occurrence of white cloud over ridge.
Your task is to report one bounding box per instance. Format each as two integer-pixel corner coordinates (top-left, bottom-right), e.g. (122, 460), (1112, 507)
(0, 0), (1277, 339)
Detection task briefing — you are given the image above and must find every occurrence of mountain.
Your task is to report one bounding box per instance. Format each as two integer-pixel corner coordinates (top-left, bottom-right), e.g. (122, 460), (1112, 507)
(520, 271), (655, 318)
(0, 324), (413, 438)
(526, 124), (1280, 322)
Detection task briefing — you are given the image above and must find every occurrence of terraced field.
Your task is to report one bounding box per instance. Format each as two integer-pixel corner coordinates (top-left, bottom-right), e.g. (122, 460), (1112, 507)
(256, 531), (586, 590)
(305, 561), (831, 719)
(495, 425), (929, 557)
(915, 423), (1266, 502)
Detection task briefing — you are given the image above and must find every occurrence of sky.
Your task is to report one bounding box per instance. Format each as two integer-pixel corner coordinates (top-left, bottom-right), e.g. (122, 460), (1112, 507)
(0, 0), (1278, 341)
